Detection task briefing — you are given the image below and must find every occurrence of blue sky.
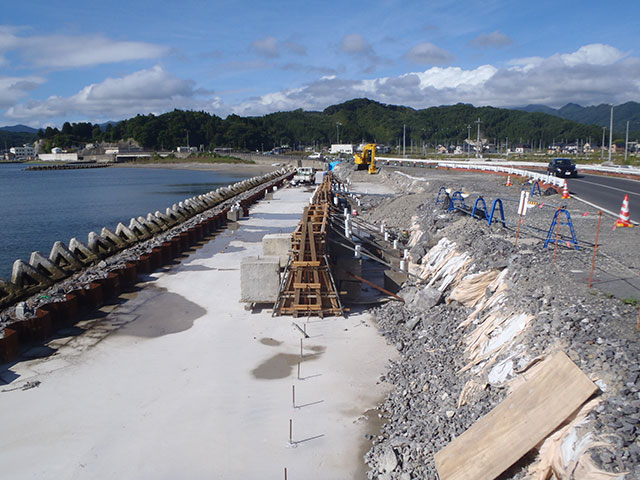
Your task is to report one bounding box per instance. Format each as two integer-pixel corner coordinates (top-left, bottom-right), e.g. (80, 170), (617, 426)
(1, 0), (639, 127)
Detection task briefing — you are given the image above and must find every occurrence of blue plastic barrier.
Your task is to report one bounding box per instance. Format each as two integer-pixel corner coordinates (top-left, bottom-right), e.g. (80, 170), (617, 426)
(435, 186), (448, 206)
(544, 209), (579, 250)
(471, 197), (488, 219)
(488, 199), (507, 227)
(448, 191), (467, 212)
(530, 181), (542, 197)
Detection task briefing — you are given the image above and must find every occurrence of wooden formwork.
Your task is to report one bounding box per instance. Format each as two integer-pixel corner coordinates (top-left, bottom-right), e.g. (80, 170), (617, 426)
(274, 175), (343, 317)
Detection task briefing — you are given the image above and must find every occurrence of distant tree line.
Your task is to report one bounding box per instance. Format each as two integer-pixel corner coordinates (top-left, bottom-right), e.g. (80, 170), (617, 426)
(35, 98), (609, 152)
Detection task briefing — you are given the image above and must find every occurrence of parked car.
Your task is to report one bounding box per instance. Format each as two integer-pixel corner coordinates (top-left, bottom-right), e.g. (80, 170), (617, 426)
(547, 158), (577, 178)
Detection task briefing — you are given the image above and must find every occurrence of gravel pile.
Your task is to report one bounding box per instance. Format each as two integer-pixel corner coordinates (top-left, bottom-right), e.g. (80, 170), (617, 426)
(346, 166), (640, 479)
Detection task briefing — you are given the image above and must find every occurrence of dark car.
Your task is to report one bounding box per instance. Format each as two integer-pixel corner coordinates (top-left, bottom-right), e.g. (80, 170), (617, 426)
(547, 158), (578, 178)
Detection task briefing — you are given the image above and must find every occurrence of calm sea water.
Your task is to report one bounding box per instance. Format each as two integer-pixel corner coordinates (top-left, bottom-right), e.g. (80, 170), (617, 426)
(0, 163), (252, 280)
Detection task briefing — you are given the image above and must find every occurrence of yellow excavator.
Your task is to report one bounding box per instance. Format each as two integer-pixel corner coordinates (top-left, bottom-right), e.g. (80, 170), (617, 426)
(354, 143), (378, 174)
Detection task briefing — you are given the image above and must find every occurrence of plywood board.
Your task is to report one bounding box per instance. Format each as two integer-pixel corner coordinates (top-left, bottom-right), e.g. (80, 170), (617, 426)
(434, 351), (597, 480)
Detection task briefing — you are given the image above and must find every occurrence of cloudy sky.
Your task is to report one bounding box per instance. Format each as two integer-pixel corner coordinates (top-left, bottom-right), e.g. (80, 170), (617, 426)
(1, 0), (639, 127)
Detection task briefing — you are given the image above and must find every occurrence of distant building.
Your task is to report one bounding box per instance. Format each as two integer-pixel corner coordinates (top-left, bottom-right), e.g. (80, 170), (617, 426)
(330, 144), (353, 154)
(611, 142), (626, 153)
(38, 152), (79, 162)
(9, 144), (35, 159)
(177, 146), (198, 153)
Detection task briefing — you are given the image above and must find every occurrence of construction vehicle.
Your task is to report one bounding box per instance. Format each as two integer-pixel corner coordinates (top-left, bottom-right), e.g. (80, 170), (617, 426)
(292, 166), (315, 185)
(354, 143), (378, 174)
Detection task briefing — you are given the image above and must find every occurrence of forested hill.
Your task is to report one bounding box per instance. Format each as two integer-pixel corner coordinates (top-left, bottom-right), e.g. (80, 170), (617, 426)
(35, 98), (605, 152)
(517, 101), (640, 133)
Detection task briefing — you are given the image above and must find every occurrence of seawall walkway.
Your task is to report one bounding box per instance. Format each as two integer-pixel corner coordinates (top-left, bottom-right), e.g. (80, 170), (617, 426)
(0, 185), (395, 479)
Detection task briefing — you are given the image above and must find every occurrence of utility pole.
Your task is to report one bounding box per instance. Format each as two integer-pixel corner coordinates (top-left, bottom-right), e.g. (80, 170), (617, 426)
(608, 105), (614, 163)
(336, 122), (341, 144)
(601, 127), (606, 161)
(625, 120), (629, 163)
(475, 118), (481, 158)
(403, 124), (406, 158)
(467, 124), (471, 160)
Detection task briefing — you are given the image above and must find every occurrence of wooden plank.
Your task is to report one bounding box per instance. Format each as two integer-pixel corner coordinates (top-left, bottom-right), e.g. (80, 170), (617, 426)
(292, 261), (321, 267)
(434, 351), (597, 480)
(293, 304), (322, 311)
(293, 283), (321, 289)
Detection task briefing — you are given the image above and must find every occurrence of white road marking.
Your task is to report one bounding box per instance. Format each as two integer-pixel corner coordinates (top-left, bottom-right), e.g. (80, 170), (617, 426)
(571, 194), (638, 225)
(576, 178), (640, 197)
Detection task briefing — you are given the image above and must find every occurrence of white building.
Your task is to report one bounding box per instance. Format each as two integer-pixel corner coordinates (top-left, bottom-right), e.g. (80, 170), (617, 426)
(9, 144), (35, 159)
(330, 144), (353, 154)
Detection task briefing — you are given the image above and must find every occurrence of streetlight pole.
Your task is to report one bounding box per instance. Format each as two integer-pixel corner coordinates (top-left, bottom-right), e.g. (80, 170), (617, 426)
(336, 122), (341, 144)
(467, 124), (471, 161)
(608, 105), (613, 163)
(625, 120), (629, 163)
(475, 118), (481, 158)
(403, 124), (406, 158)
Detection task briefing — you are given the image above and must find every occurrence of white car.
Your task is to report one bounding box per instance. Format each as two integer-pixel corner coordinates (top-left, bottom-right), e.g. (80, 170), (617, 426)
(308, 152), (322, 159)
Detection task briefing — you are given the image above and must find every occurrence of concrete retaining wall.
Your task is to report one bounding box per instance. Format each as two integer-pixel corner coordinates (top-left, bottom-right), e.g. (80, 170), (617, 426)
(0, 167), (294, 363)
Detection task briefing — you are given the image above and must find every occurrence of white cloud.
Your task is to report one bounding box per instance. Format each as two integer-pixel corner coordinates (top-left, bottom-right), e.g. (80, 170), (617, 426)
(249, 36), (306, 58)
(559, 43), (625, 66)
(341, 34), (371, 55)
(0, 75), (45, 109)
(0, 29), (168, 68)
(404, 42), (454, 65)
(230, 43), (640, 115)
(339, 34), (382, 72)
(470, 31), (513, 48)
(5, 66), (201, 123)
(282, 41), (306, 55)
(250, 36), (279, 58)
(5, 43), (640, 127)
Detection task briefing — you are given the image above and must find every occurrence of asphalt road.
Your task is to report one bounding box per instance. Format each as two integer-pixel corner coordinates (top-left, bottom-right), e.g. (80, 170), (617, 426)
(568, 172), (640, 224)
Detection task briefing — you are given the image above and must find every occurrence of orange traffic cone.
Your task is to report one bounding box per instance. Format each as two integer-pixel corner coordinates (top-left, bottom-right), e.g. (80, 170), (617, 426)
(614, 194), (633, 229)
(561, 180), (570, 199)
(505, 175), (512, 186)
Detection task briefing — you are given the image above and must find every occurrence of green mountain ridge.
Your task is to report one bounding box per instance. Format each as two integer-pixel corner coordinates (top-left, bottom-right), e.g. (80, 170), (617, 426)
(30, 98), (609, 152)
(517, 102), (640, 134)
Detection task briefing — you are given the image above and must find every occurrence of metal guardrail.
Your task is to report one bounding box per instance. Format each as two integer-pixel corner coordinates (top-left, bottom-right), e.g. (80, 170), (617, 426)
(375, 157), (640, 187)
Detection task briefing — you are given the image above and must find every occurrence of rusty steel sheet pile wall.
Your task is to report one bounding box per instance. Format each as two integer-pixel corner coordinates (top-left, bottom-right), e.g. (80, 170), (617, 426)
(0, 168), (294, 362)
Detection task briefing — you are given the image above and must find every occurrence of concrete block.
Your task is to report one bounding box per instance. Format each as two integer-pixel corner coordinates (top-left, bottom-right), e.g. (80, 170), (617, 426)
(227, 207), (240, 222)
(240, 256), (281, 303)
(384, 269), (408, 293)
(262, 233), (292, 268)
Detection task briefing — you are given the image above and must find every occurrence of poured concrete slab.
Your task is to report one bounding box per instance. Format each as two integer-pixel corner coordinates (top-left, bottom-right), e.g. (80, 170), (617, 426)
(0, 186), (396, 480)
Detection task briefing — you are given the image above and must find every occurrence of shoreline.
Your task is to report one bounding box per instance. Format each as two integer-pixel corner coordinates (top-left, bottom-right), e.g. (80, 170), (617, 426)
(113, 161), (285, 176)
